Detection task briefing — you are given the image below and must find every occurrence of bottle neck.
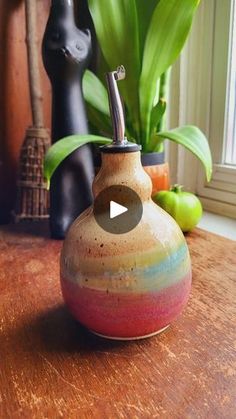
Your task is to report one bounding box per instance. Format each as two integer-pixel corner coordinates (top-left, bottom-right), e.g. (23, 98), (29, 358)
(93, 151), (152, 202)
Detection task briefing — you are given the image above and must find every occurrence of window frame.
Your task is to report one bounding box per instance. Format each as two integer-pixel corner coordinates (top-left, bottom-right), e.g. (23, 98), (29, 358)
(168, 0), (236, 218)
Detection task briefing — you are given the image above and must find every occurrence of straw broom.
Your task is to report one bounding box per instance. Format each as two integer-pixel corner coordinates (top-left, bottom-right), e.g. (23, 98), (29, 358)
(14, 0), (50, 221)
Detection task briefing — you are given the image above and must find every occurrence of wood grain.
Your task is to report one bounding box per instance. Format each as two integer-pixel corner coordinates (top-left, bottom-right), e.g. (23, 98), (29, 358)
(0, 223), (235, 418)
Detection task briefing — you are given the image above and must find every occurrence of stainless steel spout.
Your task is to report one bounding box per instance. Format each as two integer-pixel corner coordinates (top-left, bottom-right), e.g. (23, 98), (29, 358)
(106, 66), (126, 145)
(101, 65), (141, 153)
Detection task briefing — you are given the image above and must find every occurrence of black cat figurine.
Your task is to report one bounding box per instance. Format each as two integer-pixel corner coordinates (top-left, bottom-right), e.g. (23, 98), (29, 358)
(42, 0), (94, 239)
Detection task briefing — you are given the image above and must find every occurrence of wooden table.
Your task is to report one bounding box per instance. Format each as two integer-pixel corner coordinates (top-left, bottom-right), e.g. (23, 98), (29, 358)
(0, 223), (236, 418)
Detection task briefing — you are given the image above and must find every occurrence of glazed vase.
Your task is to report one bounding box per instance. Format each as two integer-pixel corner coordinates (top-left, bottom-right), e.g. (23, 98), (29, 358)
(60, 65), (191, 340)
(61, 149), (192, 339)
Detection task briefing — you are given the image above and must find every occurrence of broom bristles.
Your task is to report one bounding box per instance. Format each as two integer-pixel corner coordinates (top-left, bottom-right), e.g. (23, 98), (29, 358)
(14, 127), (50, 221)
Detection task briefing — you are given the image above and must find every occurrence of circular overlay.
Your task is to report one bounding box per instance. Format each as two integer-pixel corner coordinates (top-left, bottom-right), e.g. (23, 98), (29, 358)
(94, 185), (143, 234)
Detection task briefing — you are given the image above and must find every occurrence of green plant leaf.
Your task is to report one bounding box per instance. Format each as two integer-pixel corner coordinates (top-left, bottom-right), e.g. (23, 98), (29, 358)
(83, 71), (112, 136)
(83, 70), (110, 116)
(135, 0), (160, 56)
(88, 0), (141, 137)
(140, 0), (200, 143)
(150, 99), (166, 135)
(86, 105), (112, 137)
(44, 135), (112, 188)
(157, 125), (212, 181)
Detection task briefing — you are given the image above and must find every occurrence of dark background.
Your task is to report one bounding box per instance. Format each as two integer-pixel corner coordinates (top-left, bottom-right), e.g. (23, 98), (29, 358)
(0, 0), (96, 223)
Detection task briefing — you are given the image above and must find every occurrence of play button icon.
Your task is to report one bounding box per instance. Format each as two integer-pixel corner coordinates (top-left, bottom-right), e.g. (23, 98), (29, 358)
(110, 201), (128, 219)
(94, 185), (143, 234)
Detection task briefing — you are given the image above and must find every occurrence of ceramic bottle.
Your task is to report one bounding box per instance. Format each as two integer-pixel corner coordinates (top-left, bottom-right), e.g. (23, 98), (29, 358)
(61, 66), (192, 340)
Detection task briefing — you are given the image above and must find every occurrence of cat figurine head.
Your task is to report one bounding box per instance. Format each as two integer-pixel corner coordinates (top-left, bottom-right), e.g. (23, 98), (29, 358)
(42, 0), (92, 81)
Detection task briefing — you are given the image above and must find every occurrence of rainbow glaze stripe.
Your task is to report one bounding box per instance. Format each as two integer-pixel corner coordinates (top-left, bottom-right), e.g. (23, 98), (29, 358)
(61, 241), (191, 339)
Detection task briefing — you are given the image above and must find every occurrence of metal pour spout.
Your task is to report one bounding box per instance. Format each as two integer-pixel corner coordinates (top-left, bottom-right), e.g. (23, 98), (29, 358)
(106, 66), (126, 145)
(101, 65), (141, 153)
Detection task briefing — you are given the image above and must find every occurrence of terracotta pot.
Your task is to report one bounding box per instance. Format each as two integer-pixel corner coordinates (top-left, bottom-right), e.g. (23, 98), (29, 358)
(61, 148), (192, 340)
(141, 152), (170, 194)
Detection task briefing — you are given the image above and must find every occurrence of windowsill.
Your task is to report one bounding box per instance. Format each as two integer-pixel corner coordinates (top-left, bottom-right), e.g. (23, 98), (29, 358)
(198, 211), (236, 241)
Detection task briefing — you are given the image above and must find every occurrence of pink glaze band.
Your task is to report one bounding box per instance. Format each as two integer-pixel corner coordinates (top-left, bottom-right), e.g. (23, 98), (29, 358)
(61, 271), (191, 338)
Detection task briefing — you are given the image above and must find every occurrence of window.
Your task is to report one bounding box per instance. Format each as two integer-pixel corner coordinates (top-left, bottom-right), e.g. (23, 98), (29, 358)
(224, 0), (236, 166)
(168, 0), (236, 218)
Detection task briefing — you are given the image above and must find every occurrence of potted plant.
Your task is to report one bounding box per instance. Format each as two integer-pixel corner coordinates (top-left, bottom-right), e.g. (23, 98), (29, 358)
(44, 0), (212, 194)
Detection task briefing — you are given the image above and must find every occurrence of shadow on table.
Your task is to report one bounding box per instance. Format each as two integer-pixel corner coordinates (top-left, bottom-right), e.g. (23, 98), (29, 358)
(1, 220), (51, 239)
(29, 304), (135, 354)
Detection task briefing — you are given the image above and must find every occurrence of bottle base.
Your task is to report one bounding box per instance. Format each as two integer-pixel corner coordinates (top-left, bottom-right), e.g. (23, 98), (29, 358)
(90, 324), (170, 341)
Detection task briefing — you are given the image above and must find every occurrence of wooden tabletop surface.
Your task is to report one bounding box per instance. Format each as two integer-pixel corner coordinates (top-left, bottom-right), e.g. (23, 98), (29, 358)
(0, 223), (236, 418)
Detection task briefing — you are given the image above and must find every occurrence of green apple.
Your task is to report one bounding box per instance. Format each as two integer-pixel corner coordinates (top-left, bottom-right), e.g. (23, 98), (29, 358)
(153, 185), (202, 232)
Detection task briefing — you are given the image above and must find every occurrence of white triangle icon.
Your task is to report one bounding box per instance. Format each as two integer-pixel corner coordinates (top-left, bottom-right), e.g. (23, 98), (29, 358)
(110, 201), (128, 219)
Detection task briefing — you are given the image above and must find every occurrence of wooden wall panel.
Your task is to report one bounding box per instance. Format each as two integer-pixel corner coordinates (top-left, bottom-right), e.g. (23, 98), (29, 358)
(0, 0), (51, 223)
